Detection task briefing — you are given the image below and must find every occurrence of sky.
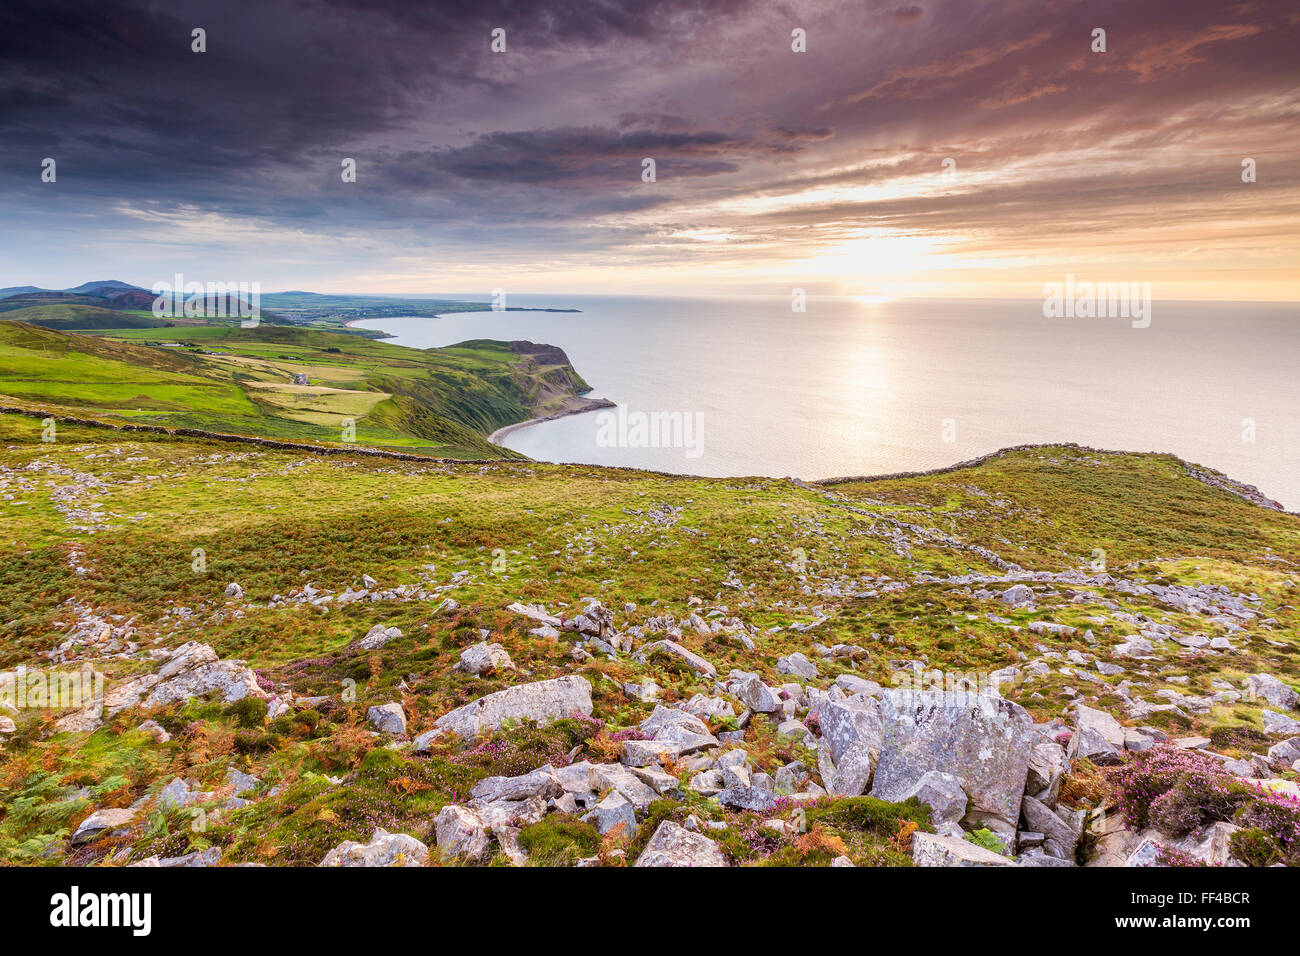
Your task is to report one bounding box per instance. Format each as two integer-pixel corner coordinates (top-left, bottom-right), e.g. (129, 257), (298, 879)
(1, 0), (1297, 300)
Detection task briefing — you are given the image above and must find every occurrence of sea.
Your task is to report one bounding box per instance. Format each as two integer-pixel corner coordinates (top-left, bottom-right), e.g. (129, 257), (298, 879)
(353, 294), (1299, 510)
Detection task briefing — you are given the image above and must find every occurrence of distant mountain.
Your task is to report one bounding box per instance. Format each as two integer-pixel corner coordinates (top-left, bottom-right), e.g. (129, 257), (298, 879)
(0, 281), (158, 315)
(0, 280), (149, 301)
(0, 286), (44, 299)
(63, 280), (149, 294)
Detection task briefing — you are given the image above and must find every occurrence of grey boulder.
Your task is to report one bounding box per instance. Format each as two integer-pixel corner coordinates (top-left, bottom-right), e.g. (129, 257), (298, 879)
(1244, 674), (1298, 710)
(899, 770), (967, 827)
(912, 831), (1017, 867)
(433, 676), (592, 738)
(634, 820), (728, 867)
(815, 696), (884, 796)
(870, 690), (1034, 847)
(320, 828), (428, 867)
(367, 702), (406, 735)
(455, 641), (514, 676)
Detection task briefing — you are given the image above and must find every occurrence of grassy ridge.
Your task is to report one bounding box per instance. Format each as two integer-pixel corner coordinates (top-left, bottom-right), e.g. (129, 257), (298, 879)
(0, 304), (170, 330)
(0, 417), (1296, 865)
(0, 323), (600, 458)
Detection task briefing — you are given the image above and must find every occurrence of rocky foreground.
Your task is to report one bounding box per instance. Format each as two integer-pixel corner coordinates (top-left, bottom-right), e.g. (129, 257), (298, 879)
(0, 420), (1297, 867)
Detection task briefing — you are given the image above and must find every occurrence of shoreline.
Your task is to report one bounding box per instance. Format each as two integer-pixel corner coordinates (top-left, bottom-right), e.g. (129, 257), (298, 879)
(343, 307), (578, 339)
(0, 404), (1289, 513)
(488, 397), (617, 446)
(342, 312), (616, 451)
(342, 317), (1291, 513)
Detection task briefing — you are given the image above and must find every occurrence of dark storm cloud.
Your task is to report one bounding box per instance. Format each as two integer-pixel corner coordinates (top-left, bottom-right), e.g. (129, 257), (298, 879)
(0, 0), (760, 197)
(0, 0), (1297, 289)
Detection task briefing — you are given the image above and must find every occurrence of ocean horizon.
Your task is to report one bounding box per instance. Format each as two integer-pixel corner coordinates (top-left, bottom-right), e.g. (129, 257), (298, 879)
(354, 293), (1300, 510)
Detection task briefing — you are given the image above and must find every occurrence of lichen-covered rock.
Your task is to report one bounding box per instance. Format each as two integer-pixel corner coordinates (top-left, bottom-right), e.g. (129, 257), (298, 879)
(589, 763), (659, 811)
(474, 794), (547, 829)
(367, 702), (406, 735)
(71, 808), (136, 845)
(357, 625), (402, 650)
(582, 790), (637, 837)
(870, 690), (1033, 846)
(638, 705), (718, 753)
(833, 674), (882, 698)
(1262, 710), (1300, 735)
(1000, 584), (1034, 606)
(1026, 739), (1068, 805)
(777, 652), (818, 679)
(143, 642), (266, 708)
(621, 738), (683, 767)
(1020, 793), (1081, 860)
(1245, 674), (1299, 711)
(131, 846), (223, 867)
(716, 785), (779, 813)
(1067, 703), (1127, 766)
(729, 672), (779, 712)
(455, 641), (514, 676)
(319, 828), (428, 867)
(815, 696), (884, 796)
(470, 766), (563, 804)
(432, 676), (592, 738)
(635, 640), (716, 677)
(899, 770), (967, 827)
(434, 805), (490, 863)
(634, 820), (728, 867)
(912, 831), (1017, 867)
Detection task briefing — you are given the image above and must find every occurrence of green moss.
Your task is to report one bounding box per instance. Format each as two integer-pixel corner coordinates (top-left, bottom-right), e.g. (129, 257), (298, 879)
(516, 815), (602, 865)
(804, 796), (934, 836)
(224, 696), (269, 729)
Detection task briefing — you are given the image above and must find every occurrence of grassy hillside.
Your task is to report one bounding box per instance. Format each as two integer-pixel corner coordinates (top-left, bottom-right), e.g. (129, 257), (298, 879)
(0, 323), (601, 458)
(0, 419), (1295, 866)
(0, 303), (170, 330)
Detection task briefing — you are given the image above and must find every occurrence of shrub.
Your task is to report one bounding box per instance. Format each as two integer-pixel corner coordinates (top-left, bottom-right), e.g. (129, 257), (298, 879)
(1153, 844), (1206, 867)
(444, 717), (603, 778)
(1149, 777), (1244, 838)
(1106, 745), (1235, 831)
(1228, 827), (1284, 867)
(223, 697), (268, 729)
(232, 728), (277, 754)
(1237, 786), (1300, 865)
(1107, 745), (1300, 865)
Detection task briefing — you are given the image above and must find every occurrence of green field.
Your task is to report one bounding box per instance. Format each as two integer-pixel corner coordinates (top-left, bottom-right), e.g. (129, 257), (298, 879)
(0, 322), (597, 458)
(0, 303), (170, 331)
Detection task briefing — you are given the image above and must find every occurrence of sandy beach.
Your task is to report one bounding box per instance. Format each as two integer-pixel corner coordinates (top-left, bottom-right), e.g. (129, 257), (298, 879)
(488, 396), (616, 446)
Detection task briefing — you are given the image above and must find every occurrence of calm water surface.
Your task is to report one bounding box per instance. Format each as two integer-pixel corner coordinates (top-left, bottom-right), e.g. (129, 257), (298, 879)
(354, 295), (1299, 509)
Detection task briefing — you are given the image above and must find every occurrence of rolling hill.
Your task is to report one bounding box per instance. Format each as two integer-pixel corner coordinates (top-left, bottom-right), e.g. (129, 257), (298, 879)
(0, 322), (607, 458)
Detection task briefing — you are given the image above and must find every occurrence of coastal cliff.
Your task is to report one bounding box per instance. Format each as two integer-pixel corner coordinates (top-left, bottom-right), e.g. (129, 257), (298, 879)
(0, 323), (609, 460)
